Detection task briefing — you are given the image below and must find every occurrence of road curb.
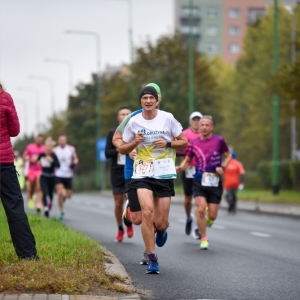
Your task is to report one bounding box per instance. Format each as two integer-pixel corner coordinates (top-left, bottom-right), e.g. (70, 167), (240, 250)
(104, 251), (141, 299)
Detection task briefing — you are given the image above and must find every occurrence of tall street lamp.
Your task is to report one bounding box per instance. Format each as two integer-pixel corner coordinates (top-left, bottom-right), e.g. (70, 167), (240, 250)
(44, 58), (74, 95)
(272, 0), (279, 194)
(188, 0), (195, 114)
(65, 29), (102, 189)
(284, 5), (297, 161)
(119, 0), (134, 103)
(28, 75), (55, 116)
(16, 86), (40, 134)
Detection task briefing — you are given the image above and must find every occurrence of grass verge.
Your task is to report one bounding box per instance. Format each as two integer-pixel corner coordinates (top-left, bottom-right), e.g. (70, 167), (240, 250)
(174, 186), (300, 205)
(0, 204), (129, 295)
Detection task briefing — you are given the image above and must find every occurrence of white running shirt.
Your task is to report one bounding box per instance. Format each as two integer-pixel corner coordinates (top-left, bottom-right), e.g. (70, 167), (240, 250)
(54, 144), (77, 178)
(122, 110), (183, 179)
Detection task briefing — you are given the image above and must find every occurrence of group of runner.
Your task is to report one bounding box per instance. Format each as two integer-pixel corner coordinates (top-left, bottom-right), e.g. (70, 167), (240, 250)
(16, 134), (78, 220)
(107, 82), (232, 274)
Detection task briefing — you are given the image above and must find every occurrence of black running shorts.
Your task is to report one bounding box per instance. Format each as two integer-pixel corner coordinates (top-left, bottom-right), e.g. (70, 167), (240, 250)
(55, 177), (73, 190)
(193, 179), (223, 204)
(180, 171), (194, 196)
(125, 177), (175, 198)
(125, 180), (141, 212)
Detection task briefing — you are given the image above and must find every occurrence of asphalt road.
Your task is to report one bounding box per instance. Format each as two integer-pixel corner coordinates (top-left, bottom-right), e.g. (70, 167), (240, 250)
(49, 193), (300, 300)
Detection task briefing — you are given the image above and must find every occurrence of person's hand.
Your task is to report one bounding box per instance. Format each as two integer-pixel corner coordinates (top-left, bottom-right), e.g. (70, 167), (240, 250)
(135, 133), (145, 144)
(215, 166), (224, 175)
(129, 149), (136, 160)
(238, 183), (244, 191)
(176, 166), (182, 173)
(46, 155), (53, 162)
(152, 138), (167, 148)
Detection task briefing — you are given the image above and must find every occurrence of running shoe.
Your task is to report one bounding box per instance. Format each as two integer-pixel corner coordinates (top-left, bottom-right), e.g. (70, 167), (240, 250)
(192, 227), (201, 240)
(59, 212), (65, 220)
(126, 225), (134, 238)
(36, 201), (42, 213)
(199, 238), (209, 250)
(155, 229), (168, 247)
(115, 230), (124, 242)
(122, 200), (132, 227)
(206, 215), (214, 227)
(140, 252), (148, 265)
(146, 254), (159, 274)
(44, 209), (49, 218)
(48, 201), (53, 211)
(28, 198), (35, 210)
(185, 215), (193, 235)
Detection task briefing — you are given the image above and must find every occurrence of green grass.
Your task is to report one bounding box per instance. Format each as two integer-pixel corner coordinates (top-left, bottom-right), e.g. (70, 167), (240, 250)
(238, 189), (300, 204)
(174, 186), (300, 205)
(0, 204), (129, 295)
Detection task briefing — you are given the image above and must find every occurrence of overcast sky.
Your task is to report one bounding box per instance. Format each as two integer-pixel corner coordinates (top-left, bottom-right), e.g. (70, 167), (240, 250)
(0, 0), (174, 137)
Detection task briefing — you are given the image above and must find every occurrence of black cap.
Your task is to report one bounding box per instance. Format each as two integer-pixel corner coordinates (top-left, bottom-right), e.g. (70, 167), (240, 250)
(139, 86), (158, 101)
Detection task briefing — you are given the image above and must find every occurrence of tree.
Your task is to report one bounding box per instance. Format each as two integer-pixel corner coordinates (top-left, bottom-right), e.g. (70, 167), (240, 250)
(131, 34), (221, 130)
(218, 5), (299, 170)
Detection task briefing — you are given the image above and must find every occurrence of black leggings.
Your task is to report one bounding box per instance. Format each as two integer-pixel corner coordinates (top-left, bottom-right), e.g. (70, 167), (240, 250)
(0, 163), (37, 258)
(40, 175), (55, 207)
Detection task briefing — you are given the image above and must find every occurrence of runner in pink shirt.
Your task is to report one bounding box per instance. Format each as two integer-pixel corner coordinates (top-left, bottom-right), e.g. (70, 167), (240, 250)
(22, 134), (45, 211)
(177, 111), (202, 238)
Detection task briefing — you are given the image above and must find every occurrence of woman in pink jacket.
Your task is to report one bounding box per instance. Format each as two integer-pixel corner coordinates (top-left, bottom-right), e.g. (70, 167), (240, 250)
(0, 82), (38, 260)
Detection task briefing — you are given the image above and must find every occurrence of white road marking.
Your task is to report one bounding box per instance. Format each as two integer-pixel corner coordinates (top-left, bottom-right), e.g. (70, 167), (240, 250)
(250, 231), (271, 238)
(212, 224), (226, 229)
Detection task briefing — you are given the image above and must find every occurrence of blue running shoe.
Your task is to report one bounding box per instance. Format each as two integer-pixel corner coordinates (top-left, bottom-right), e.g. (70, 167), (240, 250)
(146, 254), (159, 274)
(155, 229), (168, 247)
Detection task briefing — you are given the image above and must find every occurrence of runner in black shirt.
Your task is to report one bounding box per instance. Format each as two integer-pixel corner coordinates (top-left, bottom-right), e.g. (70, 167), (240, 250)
(37, 137), (60, 217)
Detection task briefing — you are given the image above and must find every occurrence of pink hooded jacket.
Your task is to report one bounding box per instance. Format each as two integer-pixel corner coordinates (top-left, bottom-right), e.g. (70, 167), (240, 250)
(0, 89), (20, 163)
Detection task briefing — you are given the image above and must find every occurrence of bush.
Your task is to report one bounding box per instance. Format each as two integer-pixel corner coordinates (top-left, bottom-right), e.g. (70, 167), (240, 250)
(73, 162), (111, 192)
(290, 161), (300, 191)
(257, 160), (298, 190)
(244, 171), (264, 189)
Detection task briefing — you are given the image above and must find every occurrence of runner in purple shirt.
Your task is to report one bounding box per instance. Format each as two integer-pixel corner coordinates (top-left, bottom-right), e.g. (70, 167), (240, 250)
(176, 115), (231, 250)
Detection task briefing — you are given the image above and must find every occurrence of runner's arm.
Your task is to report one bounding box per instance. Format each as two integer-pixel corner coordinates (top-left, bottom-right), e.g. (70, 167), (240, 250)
(152, 133), (188, 150)
(176, 156), (191, 173)
(216, 151), (232, 175)
(112, 129), (122, 150)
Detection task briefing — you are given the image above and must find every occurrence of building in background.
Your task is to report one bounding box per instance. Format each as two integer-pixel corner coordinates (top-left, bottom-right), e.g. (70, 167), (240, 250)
(174, 0), (298, 64)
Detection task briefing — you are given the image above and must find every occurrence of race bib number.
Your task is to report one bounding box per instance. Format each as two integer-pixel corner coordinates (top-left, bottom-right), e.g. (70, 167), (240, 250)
(117, 153), (125, 165)
(153, 158), (176, 177)
(185, 166), (196, 178)
(201, 172), (220, 187)
(134, 159), (154, 177)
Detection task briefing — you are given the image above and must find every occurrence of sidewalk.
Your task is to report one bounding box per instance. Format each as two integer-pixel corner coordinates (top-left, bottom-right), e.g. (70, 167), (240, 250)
(3, 192), (299, 300)
(171, 194), (300, 218)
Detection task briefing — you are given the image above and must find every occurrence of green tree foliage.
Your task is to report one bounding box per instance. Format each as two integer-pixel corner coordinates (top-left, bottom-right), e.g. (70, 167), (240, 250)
(219, 5), (299, 170)
(132, 34), (221, 129)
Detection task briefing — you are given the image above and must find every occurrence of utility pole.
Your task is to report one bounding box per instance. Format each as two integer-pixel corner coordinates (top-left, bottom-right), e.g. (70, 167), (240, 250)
(272, 0), (279, 194)
(188, 0), (195, 115)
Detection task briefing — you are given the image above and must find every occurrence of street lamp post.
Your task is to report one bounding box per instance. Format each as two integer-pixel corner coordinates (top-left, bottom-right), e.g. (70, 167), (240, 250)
(28, 75), (55, 116)
(272, 0), (279, 194)
(16, 87), (40, 134)
(188, 0), (195, 114)
(119, 0), (134, 104)
(44, 58), (74, 95)
(65, 29), (102, 189)
(284, 5), (297, 161)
